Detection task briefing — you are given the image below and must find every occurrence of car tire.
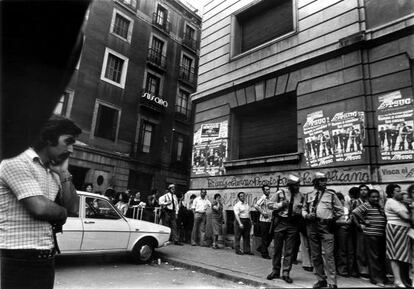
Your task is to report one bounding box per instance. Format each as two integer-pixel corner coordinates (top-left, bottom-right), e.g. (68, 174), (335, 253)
(131, 239), (155, 264)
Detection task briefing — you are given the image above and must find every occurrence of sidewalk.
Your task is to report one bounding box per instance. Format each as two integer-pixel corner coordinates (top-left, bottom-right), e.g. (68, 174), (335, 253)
(157, 244), (381, 288)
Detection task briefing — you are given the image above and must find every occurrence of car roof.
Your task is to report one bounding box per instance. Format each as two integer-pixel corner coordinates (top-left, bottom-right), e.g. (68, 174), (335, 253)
(76, 190), (109, 200)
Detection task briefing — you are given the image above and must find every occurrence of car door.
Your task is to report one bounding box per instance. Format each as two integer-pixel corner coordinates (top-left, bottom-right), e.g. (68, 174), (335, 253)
(56, 196), (83, 252)
(81, 196), (130, 251)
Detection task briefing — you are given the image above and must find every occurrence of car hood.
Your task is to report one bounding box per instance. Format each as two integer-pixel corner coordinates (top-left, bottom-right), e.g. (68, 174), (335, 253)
(125, 218), (171, 234)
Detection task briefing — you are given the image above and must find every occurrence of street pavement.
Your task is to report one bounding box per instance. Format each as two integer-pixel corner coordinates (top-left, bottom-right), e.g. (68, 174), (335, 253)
(157, 244), (383, 288)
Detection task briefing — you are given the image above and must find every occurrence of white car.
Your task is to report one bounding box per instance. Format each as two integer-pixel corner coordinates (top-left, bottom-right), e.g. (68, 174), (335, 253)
(56, 191), (171, 263)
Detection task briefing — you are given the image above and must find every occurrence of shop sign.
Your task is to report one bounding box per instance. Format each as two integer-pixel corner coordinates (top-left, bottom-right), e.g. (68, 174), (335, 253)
(141, 92), (168, 108)
(379, 163), (414, 182)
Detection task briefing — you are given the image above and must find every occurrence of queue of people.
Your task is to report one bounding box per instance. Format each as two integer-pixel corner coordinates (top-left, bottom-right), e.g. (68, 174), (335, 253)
(79, 178), (413, 289)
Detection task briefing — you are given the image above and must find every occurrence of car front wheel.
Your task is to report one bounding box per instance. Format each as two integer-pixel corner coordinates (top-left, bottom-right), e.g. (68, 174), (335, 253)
(132, 239), (155, 263)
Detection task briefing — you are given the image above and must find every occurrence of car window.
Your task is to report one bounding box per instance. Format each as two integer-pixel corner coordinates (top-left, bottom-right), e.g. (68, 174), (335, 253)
(85, 197), (121, 220)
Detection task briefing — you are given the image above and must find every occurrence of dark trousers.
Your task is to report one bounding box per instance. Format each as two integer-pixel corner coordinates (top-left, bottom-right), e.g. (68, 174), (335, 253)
(234, 218), (251, 253)
(162, 210), (178, 242)
(334, 225), (356, 275)
(307, 221), (337, 285)
(1, 253), (55, 289)
(191, 212), (206, 245)
(364, 234), (387, 283)
(259, 221), (272, 256)
(272, 220), (298, 275)
(355, 229), (369, 275)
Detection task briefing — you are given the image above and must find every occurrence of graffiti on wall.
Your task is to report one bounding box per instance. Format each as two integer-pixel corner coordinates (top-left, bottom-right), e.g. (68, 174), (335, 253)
(379, 163), (414, 182)
(377, 91), (414, 161)
(191, 167), (370, 189)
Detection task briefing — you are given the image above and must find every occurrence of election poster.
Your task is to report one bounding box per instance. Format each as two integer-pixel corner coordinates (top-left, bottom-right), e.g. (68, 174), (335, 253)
(303, 110), (334, 167)
(192, 121), (228, 176)
(330, 111), (365, 162)
(377, 91), (414, 161)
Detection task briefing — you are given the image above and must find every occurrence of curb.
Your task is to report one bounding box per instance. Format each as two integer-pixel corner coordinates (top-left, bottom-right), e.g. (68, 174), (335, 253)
(160, 255), (273, 288)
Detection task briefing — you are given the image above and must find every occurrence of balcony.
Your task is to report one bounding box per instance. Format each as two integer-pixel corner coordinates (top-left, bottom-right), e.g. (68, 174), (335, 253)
(178, 66), (196, 87)
(147, 48), (167, 70)
(152, 13), (170, 35)
(175, 105), (191, 122)
(182, 33), (197, 51)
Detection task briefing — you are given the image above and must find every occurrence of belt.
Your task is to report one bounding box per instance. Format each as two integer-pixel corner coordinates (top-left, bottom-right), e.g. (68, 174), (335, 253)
(1, 249), (57, 259)
(195, 211), (206, 214)
(316, 218), (333, 224)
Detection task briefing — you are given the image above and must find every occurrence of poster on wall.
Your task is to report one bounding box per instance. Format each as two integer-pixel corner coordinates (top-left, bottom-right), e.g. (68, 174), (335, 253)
(192, 121), (228, 176)
(303, 110), (334, 167)
(303, 110), (366, 167)
(377, 91), (414, 161)
(330, 111), (365, 162)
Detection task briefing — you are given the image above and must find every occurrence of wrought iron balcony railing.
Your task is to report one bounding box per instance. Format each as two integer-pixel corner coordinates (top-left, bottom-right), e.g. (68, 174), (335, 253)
(147, 48), (167, 69)
(178, 66), (196, 86)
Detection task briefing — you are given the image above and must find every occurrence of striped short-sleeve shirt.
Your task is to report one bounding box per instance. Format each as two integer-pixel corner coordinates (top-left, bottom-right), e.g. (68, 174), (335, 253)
(352, 202), (386, 236)
(0, 148), (60, 249)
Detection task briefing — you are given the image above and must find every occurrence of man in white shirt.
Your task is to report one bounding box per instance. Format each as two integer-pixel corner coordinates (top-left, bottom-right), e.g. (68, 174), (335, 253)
(254, 184), (272, 259)
(233, 192), (252, 255)
(191, 189), (211, 246)
(158, 184), (183, 245)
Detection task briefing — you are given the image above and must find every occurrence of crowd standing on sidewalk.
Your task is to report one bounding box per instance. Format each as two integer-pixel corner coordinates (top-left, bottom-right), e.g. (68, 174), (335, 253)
(77, 175), (413, 289)
(160, 173), (413, 289)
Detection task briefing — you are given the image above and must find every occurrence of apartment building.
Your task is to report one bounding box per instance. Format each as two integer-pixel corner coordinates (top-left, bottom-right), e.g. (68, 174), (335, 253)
(189, 0), (414, 233)
(56, 0), (201, 198)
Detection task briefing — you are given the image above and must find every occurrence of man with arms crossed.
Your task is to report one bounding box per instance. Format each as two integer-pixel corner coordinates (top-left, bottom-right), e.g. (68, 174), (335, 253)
(0, 116), (81, 289)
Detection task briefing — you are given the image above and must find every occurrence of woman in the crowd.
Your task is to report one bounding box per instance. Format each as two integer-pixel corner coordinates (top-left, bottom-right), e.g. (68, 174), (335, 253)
(406, 184), (414, 288)
(115, 191), (129, 216)
(384, 184), (411, 288)
(352, 189), (390, 286)
(211, 193), (224, 249)
(334, 192), (356, 278)
(233, 192), (252, 255)
(182, 194), (197, 243)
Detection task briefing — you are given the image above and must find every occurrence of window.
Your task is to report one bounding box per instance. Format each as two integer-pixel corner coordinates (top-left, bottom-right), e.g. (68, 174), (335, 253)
(145, 72), (161, 96)
(53, 91), (71, 116)
(176, 89), (191, 117)
(172, 133), (185, 162)
(180, 55), (194, 82)
(140, 121), (154, 153)
(155, 5), (168, 28)
(110, 10), (133, 42)
(100, 48), (129, 88)
(233, 93), (297, 159)
(94, 103), (120, 141)
(117, 0), (137, 10)
(183, 24), (196, 49)
(85, 197), (121, 220)
(184, 24), (195, 41)
(232, 0), (295, 55)
(148, 36), (166, 67)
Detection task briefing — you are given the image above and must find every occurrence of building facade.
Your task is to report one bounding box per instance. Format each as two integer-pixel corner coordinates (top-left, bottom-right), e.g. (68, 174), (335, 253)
(190, 0), (414, 235)
(56, 0), (201, 198)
